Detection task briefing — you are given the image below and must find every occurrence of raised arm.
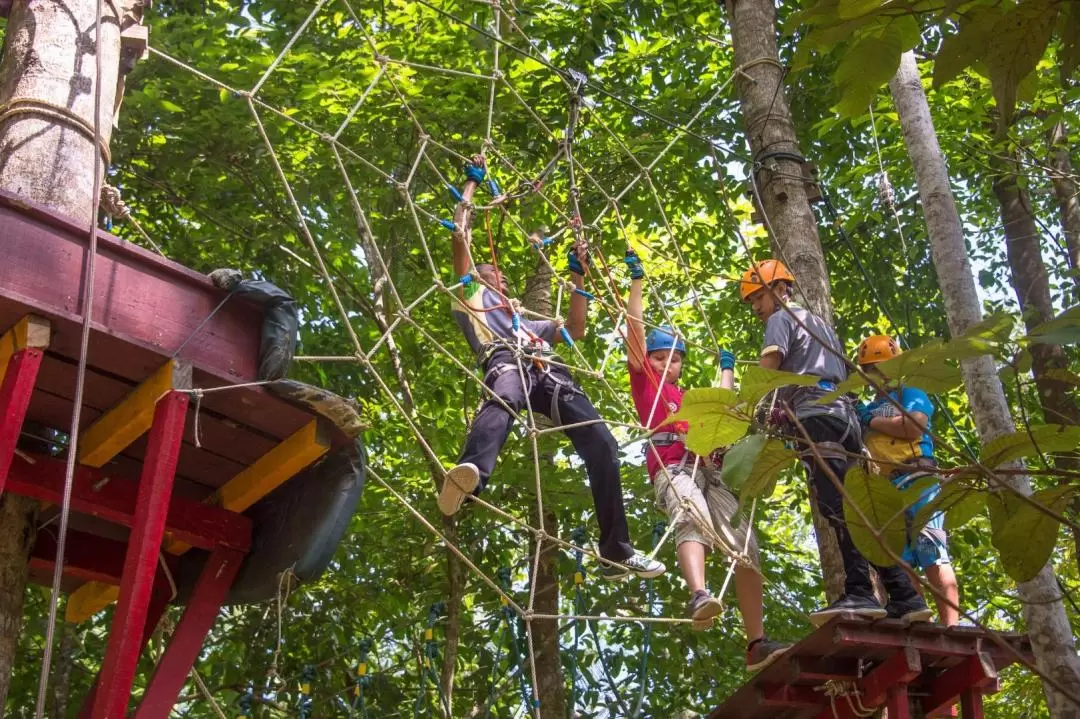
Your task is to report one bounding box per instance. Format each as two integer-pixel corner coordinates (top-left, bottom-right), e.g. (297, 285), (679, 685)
(451, 155), (486, 290)
(563, 240), (589, 341)
(624, 249), (647, 371)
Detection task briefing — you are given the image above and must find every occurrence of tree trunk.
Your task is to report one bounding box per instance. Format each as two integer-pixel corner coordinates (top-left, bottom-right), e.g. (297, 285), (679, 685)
(522, 254), (566, 719)
(0, 0), (123, 707)
(1048, 120), (1080, 291)
(724, 0), (845, 603)
(50, 619), (75, 719)
(991, 147), (1080, 430)
(890, 50), (1080, 718)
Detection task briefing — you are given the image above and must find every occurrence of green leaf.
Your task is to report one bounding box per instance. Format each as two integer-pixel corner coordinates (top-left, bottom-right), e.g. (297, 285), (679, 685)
(933, 9), (1001, 88)
(1023, 305), (1080, 346)
(990, 485), (1074, 582)
(1045, 368), (1080, 386)
(674, 388), (750, 454)
(983, 0), (1058, 122)
(832, 19), (912, 118)
(981, 425), (1080, 467)
(720, 433), (768, 492)
(959, 312), (1016, 345)
(872, 341), (966, 393)
(160, 99), (184, 113)
(843, 467), (908, 566)
(736, 366), (820, 407)
(740, 438), (798, 499)
(913, 478), (986, 533)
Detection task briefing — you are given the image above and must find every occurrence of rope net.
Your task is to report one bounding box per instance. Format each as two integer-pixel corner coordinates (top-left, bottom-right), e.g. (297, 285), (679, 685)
(101, 1), (822, 715)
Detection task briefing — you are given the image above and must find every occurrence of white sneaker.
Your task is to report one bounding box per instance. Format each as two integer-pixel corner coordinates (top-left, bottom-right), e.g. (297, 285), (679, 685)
(438, 463), (480, 516)
(600, 552), (666, 581)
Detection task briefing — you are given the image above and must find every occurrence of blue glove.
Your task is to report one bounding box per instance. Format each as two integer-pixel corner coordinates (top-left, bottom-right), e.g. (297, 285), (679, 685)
(720, 349), (736, 371)
(624, 249), (645, 280)
(567, 246), (587, 275)
(463, 162), (486, 184)
(856, 402), (874, 428)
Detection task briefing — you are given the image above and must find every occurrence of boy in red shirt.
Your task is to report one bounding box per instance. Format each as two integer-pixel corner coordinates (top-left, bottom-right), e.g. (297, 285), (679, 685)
(624, 250), (788, 671)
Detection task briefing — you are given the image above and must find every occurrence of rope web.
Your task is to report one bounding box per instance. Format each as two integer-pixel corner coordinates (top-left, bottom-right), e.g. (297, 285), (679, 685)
(102, 1), (808, 715)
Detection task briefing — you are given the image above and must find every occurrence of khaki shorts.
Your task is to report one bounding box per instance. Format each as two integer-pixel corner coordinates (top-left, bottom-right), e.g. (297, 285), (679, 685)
(653, 460), (759, 566)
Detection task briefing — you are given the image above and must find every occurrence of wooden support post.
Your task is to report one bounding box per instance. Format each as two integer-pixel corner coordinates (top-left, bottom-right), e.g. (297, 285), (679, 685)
(886, 686), (911, 719)
(134, 547), (244, 717)
(922, 652), (997, 716)
(960, 688), (984, 719)
(0, 315), (50, 492)
(91, 391), (188, 719)
(79, 359), (192, 468)
(79, 570), (173, 719)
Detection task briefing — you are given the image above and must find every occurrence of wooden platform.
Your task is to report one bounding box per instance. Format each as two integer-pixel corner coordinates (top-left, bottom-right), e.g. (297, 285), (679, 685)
(0, 190), (350, 499)
(708, 615), (1033, 719)
(0, 191), (358, 717)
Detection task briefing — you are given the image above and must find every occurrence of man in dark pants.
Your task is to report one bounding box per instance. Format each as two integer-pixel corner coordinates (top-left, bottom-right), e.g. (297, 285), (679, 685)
(740, 259), (931, 625)
(438, 155), (665, 581)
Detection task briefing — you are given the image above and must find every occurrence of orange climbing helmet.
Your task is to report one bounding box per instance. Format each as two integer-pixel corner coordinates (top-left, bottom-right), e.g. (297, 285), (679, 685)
(857, 334), (902, 366)
(739, 259), (794, 302)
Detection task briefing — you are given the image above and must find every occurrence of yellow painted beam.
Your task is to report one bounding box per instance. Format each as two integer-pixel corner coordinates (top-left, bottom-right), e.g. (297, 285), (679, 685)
(66, 419), (331, 623)
(213, 419), (329, 513)
(0, 315), (51, 379)
(78, 359), (192, 468)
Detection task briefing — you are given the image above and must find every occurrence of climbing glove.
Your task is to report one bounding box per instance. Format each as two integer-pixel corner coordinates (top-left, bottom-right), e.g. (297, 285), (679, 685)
(856, 402), (874, 428)
(567, 245), (588, 276)
(463, 161), (486, 184)
(624, 249), (645, 280)
(720, 349), (736, 371)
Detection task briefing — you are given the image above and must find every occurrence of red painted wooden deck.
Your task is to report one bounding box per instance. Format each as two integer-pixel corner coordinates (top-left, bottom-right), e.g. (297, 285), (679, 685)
(707, 614), (1032, 719)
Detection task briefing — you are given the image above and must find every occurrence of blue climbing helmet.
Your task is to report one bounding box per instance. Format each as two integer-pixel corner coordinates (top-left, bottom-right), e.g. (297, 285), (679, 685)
(645, 326), (687, 356)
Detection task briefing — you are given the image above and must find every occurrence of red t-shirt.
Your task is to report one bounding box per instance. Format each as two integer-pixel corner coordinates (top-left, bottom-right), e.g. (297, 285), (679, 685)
(629, 362), (690, 479)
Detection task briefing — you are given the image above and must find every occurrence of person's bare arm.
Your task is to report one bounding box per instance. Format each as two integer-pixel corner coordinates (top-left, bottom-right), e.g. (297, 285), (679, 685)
(452, 155), (485, 296)
(563, 241), (589, 341)
(759, 351), (782, 370)
(869, 411), (927, 441)
(626, 276), (647, 371)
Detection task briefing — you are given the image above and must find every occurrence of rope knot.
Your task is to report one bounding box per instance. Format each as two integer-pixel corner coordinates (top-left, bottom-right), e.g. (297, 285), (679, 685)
(101, 185), (131, 220)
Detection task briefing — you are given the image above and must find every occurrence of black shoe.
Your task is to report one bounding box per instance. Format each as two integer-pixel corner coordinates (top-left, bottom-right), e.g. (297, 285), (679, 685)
(885, 596), (934, 623)
(809, 594), (886, 627)
(746, 637), (791, 672)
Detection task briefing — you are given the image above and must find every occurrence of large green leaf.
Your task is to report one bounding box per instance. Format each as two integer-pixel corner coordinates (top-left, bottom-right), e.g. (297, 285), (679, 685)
(983, 0), (1058, 122)
(832, 17), (918, 118)
(719, 433), (768, 492)
(842, 467), (907, 566)
(673, 387), (750, 454)
(740, 438), (798, 500)
(933, 8), (1002, 88)
(981, 425), (1080, 468)
(1023, 305), (1080, 347)
(913, 477), (986, 534)
(989, 485), (1073, 583)
(1061, 2), (1080, 77)
(736, 366), (820, 407)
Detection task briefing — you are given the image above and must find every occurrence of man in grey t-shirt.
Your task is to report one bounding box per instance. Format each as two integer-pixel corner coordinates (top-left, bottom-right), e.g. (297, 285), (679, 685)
(740, 258), (930, 626)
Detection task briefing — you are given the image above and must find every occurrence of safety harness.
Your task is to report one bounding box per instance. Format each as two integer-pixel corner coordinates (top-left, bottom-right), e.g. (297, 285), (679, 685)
(479, 339), (583, 428)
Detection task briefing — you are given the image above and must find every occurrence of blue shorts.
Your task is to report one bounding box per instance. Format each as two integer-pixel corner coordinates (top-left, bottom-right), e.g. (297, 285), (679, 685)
(893, 472), (952, 569)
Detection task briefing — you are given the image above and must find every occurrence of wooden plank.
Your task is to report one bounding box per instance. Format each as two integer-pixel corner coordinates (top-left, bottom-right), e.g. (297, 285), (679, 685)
(92, 392), (188, 719)
(79, 360), (192, 468)
(30, 529), (128, 586)
(213, 419), (329, 512)
(0, 191), (261, 381)
(5, 451), (252, 552)
(65, 420), (325, 621)
(163, 419), (330, 555)
(921, 653), (998, 716)
(858, 647), (921, 708)
(758, 684), (821, 708)
(0, 314), (50, 379)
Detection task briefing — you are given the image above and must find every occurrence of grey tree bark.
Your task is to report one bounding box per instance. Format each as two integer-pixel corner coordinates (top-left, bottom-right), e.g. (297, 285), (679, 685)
(0, 0), (124, 708)
(522, 254), (567, 719)
(724, 0), (845, 602)
(890, 49), (1080, 717)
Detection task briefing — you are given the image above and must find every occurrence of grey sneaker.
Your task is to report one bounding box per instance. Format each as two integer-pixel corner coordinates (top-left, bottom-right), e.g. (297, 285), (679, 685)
(599, 552), (666, 581)
(746, 637), (791, 672)
(438, 463), (480, 516)
(809, 594), (887, 627)
(687, 590), (723, 629)
(885, 596), (934, 623)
